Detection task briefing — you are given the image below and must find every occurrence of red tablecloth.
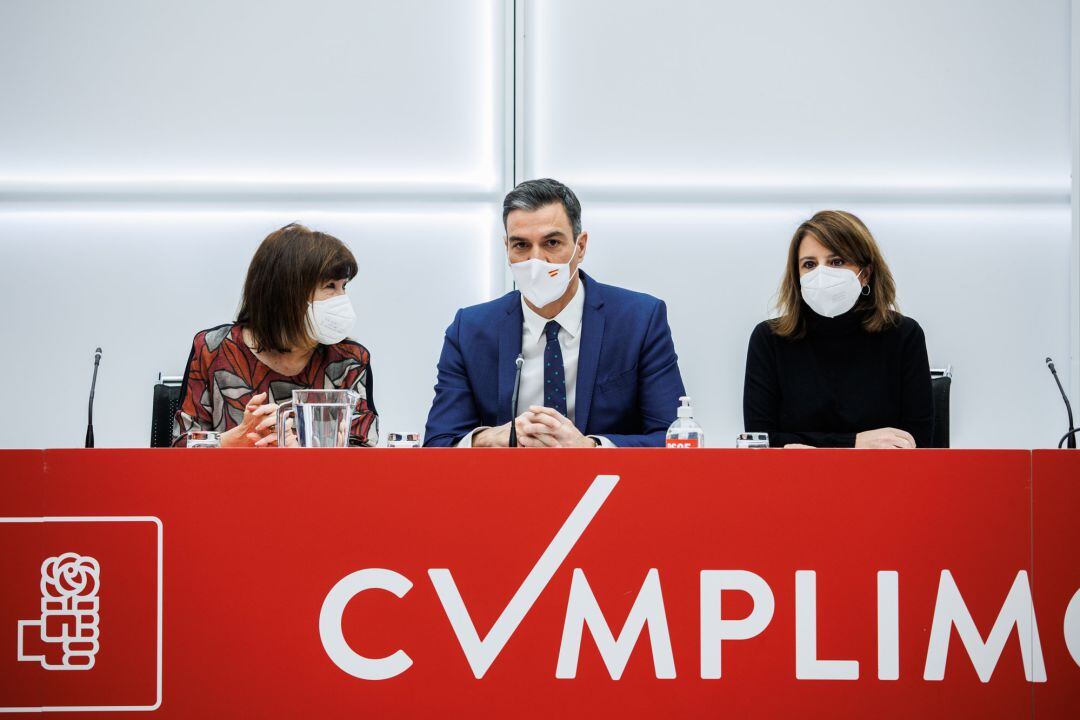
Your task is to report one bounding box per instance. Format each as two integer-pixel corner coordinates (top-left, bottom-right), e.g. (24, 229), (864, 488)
(0, 449), (1077, 717)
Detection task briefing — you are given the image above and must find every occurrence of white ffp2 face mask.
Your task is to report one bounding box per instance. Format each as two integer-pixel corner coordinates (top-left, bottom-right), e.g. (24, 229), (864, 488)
(509, 239), (580, 308)
(306, 294), (356, 345)
(800, 266), (865, 318)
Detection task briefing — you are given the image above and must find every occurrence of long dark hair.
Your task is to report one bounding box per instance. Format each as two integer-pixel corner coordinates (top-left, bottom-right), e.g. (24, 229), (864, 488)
(236, 223), (357, 352)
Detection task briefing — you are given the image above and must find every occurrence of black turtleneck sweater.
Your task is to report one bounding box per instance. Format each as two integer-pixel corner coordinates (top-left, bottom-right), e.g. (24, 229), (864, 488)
(742, 305), (933, 448)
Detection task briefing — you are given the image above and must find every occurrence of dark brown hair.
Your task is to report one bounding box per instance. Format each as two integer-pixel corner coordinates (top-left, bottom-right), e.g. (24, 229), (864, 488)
(770, 210), (899, 339)
(236, 223), (357, 353)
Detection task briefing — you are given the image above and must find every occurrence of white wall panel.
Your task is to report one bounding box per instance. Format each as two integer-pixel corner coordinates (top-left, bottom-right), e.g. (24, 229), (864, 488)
(0, 0), (501, 189)
(0, 0), (506, 448)
(524, 0), (1071, 191)
(524, 0), (1075, 447)
(0, 208), (498, 448)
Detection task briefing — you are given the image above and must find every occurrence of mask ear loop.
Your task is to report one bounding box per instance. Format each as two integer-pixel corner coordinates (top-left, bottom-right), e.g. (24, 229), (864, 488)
(857, 267), (871, 296)
(565, 236), (583, 278)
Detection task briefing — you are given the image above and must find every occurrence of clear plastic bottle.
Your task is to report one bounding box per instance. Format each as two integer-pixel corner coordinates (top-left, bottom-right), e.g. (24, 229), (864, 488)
(666, 396), (705, 448)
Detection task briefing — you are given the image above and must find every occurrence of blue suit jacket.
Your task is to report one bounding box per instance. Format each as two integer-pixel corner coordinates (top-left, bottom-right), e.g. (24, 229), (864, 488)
(423, 271), (686, 447)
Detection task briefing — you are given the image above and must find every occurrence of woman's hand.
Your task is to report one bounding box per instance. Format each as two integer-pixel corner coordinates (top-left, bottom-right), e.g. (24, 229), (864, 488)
(219, 393), (281, 448)
(252, 406), (298, 447)
(855, 428), (916, 449)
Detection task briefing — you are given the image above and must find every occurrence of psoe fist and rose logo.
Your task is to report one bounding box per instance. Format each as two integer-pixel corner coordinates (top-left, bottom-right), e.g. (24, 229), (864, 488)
(17, 552), (101, 670)
(0, 517), (162, 713)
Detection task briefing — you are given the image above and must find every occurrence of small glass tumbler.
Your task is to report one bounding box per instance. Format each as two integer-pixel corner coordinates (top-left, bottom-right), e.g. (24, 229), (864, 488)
(185, 430), (221, 448)
(386, 432), (422, 448)
(735, 432), (770, 449)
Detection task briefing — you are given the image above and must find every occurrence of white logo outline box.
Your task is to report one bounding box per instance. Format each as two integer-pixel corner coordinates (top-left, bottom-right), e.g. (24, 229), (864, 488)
(0, 516), (163, 713)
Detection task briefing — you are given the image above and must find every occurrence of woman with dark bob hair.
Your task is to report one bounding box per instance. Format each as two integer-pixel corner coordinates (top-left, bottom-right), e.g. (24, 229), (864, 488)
(743, 210), (932, 448)
(172, 223), (378, 447)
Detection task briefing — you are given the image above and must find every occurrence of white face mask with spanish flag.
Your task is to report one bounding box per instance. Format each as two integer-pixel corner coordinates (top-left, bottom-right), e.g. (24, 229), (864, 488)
(509, 239), (580, 308)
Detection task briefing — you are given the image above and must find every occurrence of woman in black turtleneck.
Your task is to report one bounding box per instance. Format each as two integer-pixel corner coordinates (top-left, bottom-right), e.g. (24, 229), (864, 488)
(743, 210), (933, 448)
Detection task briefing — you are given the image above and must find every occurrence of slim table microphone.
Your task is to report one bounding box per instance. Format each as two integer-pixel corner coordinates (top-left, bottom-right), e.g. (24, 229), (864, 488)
(508, 354), (524, 447)
(1045, 357), (1077, 449)
(86, 347), (102, 449)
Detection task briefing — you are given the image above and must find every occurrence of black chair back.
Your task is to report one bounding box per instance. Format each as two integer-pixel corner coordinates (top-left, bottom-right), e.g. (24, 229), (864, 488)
(930, 369), (952, 448)
(151, 375), (183, 448)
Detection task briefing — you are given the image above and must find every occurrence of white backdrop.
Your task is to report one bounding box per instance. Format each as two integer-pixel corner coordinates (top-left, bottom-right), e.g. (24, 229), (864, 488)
(0, 0), (508, 448)
(0, 0), (1075, 449)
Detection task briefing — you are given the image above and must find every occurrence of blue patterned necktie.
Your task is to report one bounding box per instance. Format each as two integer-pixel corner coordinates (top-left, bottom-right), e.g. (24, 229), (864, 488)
(543, 320), (568, 416)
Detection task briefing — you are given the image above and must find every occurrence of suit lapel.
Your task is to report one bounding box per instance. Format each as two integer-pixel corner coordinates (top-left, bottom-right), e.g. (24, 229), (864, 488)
(497, 296), (524, 424)
(575, 273), (605, 433)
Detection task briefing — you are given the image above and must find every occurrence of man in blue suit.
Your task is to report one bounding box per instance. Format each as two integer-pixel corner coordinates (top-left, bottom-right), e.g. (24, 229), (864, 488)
(424, 178), (686, 448)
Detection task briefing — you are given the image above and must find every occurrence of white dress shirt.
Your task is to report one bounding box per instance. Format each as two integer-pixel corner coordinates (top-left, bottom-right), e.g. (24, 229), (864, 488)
(457, 281), (612, 447)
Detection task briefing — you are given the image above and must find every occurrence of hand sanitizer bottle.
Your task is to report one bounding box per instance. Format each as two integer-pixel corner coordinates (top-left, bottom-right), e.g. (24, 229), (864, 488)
(666, 396), (705, 448)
